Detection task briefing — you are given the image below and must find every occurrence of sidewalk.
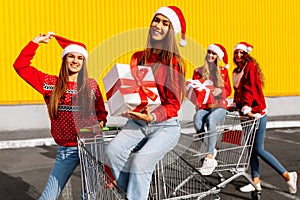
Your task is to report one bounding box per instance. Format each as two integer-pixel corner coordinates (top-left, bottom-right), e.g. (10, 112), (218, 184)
(0, 115), (300, 149)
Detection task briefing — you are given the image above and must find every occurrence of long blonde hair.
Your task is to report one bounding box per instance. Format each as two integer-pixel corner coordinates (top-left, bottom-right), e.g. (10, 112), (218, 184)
(48, 55), (94, 119)
(137, 23), (186, 102)
(201, 58), (224, 88)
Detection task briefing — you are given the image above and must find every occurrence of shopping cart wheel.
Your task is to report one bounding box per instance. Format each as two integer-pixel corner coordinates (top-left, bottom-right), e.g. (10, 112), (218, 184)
(251, 191), (261, 200)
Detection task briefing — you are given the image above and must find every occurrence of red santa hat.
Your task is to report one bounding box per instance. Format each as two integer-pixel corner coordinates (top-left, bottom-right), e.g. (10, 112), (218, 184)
(234, 42), (253, 53)
(153, 6), (187, 47)
(48, 32), (88, 60)
(207, 43), (229, 68)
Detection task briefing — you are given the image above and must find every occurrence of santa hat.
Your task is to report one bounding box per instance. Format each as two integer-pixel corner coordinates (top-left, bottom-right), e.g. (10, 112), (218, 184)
(234, 42), (253, 53)
(153, 6), (187, 47)
(49, 32), (88, 60)
(207, 44), (229, 68)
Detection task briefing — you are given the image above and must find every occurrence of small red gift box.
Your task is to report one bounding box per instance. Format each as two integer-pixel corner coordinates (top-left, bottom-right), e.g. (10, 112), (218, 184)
(186, 79), (214, 106)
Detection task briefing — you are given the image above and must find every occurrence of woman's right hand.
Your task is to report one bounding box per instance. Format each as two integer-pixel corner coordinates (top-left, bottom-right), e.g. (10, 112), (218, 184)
(32, 32), (54, 44)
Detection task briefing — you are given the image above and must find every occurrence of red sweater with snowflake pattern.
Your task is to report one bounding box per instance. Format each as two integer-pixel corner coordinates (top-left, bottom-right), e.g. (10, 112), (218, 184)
(13, 41), (108, 146)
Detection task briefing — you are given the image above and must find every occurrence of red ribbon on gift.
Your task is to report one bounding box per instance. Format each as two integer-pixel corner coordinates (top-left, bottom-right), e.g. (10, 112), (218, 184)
(106, 62), (158, 112)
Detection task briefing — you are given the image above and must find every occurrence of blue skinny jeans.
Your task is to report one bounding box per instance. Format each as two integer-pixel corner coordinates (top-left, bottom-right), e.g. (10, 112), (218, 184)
(250, 115), (287, 178)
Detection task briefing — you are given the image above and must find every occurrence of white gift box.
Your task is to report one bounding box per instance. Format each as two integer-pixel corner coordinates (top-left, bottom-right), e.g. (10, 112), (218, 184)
(103, 63), (161, 116)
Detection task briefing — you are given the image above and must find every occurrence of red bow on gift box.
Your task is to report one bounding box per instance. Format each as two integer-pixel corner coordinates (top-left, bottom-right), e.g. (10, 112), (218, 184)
(106, 63), (158, 112)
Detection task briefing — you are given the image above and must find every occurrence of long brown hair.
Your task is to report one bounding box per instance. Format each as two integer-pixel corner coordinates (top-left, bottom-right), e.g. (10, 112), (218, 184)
(48, 55), (94, 119)
(201, 57), (224, 88)
(233, 52), (265, 87)
(137, 22), (186, 102)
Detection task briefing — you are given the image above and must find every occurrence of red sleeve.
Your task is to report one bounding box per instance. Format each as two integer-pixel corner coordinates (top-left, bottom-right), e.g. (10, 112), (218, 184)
(240, 62), (257, 107)
(153, 60), (182, 122)
(90, 79), (108, 125)
(13, 41), (46, 94)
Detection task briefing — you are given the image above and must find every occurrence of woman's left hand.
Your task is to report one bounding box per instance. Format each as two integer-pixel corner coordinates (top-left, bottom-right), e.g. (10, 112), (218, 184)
(122, 106), (153, 122)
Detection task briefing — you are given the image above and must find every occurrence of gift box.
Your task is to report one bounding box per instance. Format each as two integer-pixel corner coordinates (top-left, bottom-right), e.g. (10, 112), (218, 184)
(186, 79), (214, 106)
(103, 63), (161, 116)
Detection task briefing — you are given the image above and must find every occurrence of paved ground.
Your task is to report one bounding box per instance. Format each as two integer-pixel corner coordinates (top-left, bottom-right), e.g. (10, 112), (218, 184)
(0, 117), (300, 200)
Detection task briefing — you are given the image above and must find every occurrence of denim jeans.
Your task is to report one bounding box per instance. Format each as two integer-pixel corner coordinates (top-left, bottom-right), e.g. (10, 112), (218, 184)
(105, 117), (180, 200)
(250, 115), (287, 178)
(39, 146), (79, 200)
(193, 108), (226, 154)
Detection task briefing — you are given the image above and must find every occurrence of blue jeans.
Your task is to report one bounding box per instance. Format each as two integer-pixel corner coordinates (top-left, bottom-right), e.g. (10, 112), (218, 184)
(193, 108), (226, 154)
(39, 146), (79, 200)
(105, 118), (180, 200)
(250, 115), (287, 178)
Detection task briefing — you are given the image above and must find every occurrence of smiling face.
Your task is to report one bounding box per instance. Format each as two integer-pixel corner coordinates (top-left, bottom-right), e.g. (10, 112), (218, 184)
(234, 49), (245, 63)
(150, 14), (170, 42)
(206, 50), (218, 63)
(66, 52), (84, 74)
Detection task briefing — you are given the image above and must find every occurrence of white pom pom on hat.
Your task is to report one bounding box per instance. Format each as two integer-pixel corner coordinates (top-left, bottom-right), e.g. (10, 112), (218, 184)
(234, 42), (253, 53)
(48, 32), (88, 60)
(207, 44), (229, 68)
(153, 6), (187, 47)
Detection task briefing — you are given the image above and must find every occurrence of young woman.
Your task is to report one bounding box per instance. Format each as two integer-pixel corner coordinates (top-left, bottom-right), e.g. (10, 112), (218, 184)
(105, 6), (187, 200)
(13, 33), (108, 199)
(232, 42), (297, 194)
(192, 44), (232, 176)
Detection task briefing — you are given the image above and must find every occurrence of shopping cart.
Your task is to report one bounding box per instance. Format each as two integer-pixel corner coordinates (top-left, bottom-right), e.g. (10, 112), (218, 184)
(78, 128), (220, 200)
(77, 129), (127, 200)
(149, 150), (220, 200)
(173, 111), (261, 199)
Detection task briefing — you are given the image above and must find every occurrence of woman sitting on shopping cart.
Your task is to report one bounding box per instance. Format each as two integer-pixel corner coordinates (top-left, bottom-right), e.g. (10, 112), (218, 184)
(192, 44), (232, 176)
(105, 6), (187, 200)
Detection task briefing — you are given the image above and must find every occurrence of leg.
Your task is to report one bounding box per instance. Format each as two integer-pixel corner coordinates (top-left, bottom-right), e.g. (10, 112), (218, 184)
(205, 108), (226, 155)
(39, 146), (79, 200)
(105, 120), (147, 192)
(251, 115), (287, 178)
(193, 109), (209, 133)
(126, 118), (180, 200)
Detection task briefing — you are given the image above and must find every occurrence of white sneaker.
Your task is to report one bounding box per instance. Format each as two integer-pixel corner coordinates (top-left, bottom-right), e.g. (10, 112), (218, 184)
(287, 171), (297, 194)
(240, 182), (262, 192)
(199, 157), (218, 176)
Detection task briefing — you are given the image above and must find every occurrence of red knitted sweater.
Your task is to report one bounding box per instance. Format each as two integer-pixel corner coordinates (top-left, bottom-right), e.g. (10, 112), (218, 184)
(13, 41), (108, 146)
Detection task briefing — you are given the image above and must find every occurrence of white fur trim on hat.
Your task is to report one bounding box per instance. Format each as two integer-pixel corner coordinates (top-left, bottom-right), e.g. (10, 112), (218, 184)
(234, 44), (252, 53)
(62, 44), (88, 60)
(154, 6), (181, 35)
(208, 44), (224, 59)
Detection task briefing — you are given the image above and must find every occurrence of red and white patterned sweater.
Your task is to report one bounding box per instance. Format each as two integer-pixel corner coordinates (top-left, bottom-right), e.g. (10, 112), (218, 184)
(13, 41), (108, 146)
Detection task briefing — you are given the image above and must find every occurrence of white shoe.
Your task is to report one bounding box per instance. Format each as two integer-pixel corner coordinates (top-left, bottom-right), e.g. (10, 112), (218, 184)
(287, 171), (297, 194)
(240, 182), (262, 192)
(199, 157), (218, 176)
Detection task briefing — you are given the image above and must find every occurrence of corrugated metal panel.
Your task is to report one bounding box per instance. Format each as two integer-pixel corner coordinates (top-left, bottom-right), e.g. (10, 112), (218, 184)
(0, 0), (299, 104)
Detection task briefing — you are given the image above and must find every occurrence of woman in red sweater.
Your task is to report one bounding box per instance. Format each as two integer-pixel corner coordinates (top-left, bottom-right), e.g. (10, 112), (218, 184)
(232, 42), (297, 194)
(13, 33), (108, 199)
(192, 44), (232, 176)
(105, 6), (186, 200)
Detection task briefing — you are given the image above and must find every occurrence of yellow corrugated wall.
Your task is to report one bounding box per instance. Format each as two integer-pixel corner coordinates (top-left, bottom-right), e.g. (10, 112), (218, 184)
(1, 0), (299, 104)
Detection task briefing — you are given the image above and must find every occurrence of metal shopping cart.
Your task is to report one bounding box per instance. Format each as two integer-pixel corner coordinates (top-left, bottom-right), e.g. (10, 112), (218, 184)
(77, 129), (127, 200)
(173, 111), (262, 199)
(78, 128), (220, 200)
